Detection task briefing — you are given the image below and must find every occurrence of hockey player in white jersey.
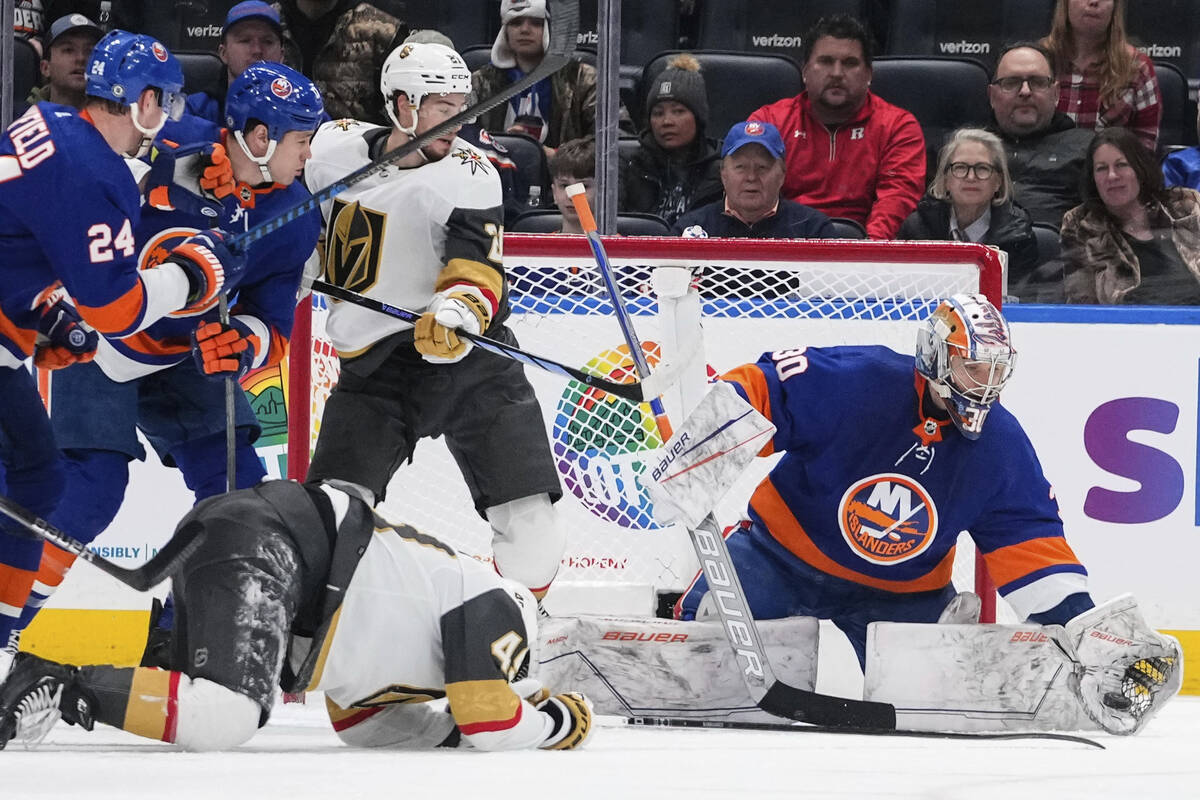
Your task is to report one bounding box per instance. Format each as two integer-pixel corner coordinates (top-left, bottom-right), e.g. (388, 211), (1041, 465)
(302, 41), (566, 599)
(0, 480), (592, 752)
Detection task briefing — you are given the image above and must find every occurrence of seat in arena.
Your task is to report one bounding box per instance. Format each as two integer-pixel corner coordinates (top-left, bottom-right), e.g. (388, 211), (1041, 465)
(511, 210), (671, 236)
(884, 0), (1055, 71)
(175, 51), (225, 99)
(1154, 61), (1197, 151)
(491, 132), (551, 208)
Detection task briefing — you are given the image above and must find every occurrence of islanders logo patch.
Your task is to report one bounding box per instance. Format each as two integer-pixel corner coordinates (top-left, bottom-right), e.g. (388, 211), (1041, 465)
(837, 473), (937, 565)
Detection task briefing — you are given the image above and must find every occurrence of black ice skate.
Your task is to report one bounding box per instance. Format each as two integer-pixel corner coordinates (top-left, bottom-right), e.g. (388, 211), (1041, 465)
(0, 653), (95, 750)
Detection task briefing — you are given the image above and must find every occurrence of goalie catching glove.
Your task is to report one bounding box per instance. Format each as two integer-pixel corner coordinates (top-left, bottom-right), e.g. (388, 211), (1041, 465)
(165, 230), (247, 313)
(34, 296), (98, 370)
(192, 319), (259, 380)
(414, 288), (492, 364)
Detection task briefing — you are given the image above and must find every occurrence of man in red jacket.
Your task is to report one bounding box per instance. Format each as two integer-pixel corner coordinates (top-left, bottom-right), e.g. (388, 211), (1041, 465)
(749, 15), (925, 239)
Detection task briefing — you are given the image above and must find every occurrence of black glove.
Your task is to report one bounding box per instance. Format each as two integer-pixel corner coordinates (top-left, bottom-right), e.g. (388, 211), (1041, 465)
(34, 298), (98, 370)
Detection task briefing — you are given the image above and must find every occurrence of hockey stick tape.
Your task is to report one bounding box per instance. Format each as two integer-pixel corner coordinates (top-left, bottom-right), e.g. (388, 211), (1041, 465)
(567, 183), (597, 232)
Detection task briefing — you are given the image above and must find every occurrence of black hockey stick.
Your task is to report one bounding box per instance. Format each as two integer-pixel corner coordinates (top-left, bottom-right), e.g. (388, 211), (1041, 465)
(225, 0), (580, 253)
(0, 495), (203, 592)
(572, 191), (899, 730)
(624, 716), (1105, 749)
(311, 279), (678, 404)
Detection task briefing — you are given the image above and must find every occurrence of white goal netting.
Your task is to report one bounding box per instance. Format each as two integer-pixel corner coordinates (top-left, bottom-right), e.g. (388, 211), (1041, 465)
(297, 235), (1005, 615)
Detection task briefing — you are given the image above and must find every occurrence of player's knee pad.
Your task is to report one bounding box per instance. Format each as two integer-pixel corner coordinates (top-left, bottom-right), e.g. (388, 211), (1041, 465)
(51, 450), (130, 543)
(171, 677), (262, 751)
(174, 428), (266, 501)
(487, 493), (564, 595)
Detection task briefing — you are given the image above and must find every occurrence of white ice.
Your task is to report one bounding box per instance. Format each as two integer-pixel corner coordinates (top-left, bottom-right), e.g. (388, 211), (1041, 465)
(4, 695), (1198, 800)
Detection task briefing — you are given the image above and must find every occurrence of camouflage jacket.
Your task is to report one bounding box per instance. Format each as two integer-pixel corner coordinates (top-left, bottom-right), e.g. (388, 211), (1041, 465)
(273, 1), (407, 125)
(471, 58), (597, 149)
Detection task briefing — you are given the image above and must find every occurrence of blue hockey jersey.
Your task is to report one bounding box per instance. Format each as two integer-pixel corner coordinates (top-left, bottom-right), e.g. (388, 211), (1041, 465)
(96, 117), (321, 381)
(721, 345), (1089, 620)
(0, 104), (184, 367)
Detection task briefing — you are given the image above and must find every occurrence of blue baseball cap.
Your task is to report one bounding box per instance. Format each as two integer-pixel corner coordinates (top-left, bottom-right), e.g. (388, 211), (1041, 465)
(721, 120), (785, 159)
(223, 1), (282, 37)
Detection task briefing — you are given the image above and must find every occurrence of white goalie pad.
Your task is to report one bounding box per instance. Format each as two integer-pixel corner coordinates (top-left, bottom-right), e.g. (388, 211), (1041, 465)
(1062, 594), (1182, 736)
(536, 615), (817, 722)
(643, 382), (776, 529)
(864, 622), (1095, 732)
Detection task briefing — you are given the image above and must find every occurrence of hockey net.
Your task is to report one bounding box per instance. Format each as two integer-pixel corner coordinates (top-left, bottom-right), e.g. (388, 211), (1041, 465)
(288, 235), (1006, 616)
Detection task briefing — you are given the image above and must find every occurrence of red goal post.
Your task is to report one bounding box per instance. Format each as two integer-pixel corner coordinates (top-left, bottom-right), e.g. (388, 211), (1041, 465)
(287, 235), (1006, 618)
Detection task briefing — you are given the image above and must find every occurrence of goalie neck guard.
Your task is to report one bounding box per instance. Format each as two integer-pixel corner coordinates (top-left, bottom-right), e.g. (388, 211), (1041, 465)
(915, 293), (1016, 440)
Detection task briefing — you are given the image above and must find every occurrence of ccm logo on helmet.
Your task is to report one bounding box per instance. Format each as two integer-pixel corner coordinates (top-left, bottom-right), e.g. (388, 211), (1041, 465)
(151, 41), (168, 62)
(270, 77), (293, 98)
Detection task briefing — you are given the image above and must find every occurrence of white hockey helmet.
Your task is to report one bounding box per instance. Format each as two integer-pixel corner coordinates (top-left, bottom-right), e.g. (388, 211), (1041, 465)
(497, 577), (540, 683)
(380, 42), (472, 137)
(915, 293), (1016, 440)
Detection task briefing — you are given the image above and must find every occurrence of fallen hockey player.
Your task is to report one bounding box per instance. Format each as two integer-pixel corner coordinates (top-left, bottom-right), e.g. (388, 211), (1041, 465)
(0, 479), (592, 752)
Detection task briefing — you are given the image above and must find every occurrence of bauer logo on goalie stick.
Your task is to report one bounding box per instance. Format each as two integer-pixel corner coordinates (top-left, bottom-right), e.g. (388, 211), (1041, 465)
(837, 473), (938, 565)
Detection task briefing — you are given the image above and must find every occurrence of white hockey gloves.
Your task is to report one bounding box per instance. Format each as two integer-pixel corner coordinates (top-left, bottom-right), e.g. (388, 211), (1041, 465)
(1063, 594), (1182, 735)
(644, 382), (775, 529)
(414, 289), (490, 364)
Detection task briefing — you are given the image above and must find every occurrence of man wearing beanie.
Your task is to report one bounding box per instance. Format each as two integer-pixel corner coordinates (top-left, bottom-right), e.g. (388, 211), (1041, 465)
(471, 0), (597, 150)
(620, 54), (723, 227)
(749, 15), (925, 239)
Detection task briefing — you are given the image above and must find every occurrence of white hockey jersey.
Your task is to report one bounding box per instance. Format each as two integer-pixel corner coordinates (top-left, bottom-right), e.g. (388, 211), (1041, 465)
(308, 500), (553, 751)
(304, 119), (505, 358)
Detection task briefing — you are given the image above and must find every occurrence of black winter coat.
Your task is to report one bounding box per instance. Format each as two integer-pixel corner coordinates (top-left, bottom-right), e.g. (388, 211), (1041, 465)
(898, 197), (1040, 286)
(619, 131), (723, 227)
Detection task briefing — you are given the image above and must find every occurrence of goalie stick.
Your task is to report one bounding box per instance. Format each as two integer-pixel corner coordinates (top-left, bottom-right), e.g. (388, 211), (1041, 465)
(0, 495), (204, 592)
(567, 187), (898, 730)
(622, 717), (1105, 749)
(225, 0), (580, 253)
(311, 279), (678, 404)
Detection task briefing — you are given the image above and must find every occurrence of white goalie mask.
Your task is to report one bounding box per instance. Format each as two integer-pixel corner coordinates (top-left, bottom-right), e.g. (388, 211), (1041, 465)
(498, 577), (540, 683)
(915, 293), (1016, 439)
(380, 42), (472, 138)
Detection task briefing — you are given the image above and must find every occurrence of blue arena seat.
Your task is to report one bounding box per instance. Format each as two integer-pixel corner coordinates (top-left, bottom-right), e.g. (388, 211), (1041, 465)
(884, 0), (1055, 70)
(693, 0), (873, 60)
(175, 51), (225, 99)
(1155, 61), (1197, 151)
(869, 57), (993, 180)
(637, 50), (804, 136)
(1125, 0), (1200, 86)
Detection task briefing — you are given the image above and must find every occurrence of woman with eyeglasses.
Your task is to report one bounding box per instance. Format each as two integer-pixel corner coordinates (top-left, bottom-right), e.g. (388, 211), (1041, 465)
(1040, 0), (1161, 151)
(1062, 126), (1200, 304)
(898, 128), (1038, 285)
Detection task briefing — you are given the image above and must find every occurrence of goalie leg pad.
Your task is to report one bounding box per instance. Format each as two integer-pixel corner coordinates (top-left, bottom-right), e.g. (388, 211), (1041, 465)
(1064, 593), (1182, 735)
(537, 614), (818, 722)
(487, 493), (565, 597)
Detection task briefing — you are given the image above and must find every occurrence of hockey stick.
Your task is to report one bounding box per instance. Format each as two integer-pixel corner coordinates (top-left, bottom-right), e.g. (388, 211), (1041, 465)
(568, 187), (898, 729)
(0, 495), (204, 592)
(225, 0), (580, 253)
(311, 279), (678, 404)
(622, 716), (1105, 749)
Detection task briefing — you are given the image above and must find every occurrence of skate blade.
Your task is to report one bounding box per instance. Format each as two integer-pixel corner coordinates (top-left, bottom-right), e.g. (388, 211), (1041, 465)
(16, 686), (63, 750)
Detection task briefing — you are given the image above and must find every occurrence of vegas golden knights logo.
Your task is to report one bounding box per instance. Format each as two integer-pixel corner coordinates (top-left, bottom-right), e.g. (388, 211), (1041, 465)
(325, 198), (386, 293)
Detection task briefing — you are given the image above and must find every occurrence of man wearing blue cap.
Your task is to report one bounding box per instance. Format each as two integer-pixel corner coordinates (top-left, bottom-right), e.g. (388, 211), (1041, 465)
(671, 120), (836, 240)
(184, 1), (285, 124)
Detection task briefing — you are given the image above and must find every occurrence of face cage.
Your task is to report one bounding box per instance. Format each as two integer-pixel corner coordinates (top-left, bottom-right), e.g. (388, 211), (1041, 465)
(940, 351), (1015, 439)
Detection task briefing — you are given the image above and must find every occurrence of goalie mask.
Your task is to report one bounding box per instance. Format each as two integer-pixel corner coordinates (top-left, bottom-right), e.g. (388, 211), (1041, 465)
(915, 293), (1015, 440)
(380, 42), (472, 139)
(497, 577), (540, 683)
(225, 61), (324, 183)
(86, 30), (185, 157)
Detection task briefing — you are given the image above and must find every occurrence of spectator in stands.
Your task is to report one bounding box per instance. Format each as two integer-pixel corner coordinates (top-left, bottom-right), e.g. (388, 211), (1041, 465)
(1041, 0), (1161, 151)
(899, 128), (1039, 286)
(1162, 104), (1200, 191)
(987, 42), (1094, 229)
(619, 54), (722, 228)
(472, 0), (596, 151)
(549, 136), (597, 234)
(1062, 126), (1200, 304)
(25, 14), (102, 109)
(273, 0), (408, 125)
(184, 1), (284, 124)
(748, 15), (925, 240)
(671, 121), (835, 239)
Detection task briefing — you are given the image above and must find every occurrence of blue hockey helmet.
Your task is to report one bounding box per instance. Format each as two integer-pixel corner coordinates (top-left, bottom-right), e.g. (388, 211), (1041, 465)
(224, 62), (324, 141)
(85, 30), (185, 120)
(915, 293), (1016, 440)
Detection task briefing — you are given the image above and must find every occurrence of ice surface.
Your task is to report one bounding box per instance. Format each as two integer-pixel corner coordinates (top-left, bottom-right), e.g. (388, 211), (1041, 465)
(3, 695), (1197, 800)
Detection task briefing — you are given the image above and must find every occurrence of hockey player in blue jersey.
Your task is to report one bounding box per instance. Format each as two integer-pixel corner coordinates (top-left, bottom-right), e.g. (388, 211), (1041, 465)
(675, 294), (1098, 667)
(0, 30), (246, 667)
(4, 63), (325, 650)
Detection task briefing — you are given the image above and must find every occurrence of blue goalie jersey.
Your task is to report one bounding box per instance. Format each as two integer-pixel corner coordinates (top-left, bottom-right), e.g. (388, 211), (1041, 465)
(721, 345), (1089, 620)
